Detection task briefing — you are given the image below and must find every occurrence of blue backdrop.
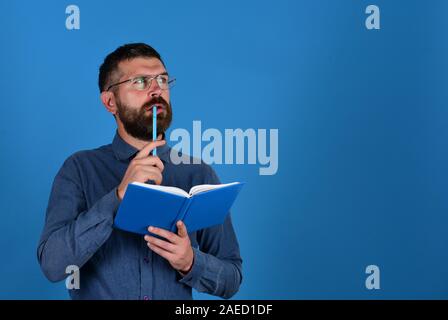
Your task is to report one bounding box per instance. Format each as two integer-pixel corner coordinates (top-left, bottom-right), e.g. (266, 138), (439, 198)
(1, 0), (447, 299)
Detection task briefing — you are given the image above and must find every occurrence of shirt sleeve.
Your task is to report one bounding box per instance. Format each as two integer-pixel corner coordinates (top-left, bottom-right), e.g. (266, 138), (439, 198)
(37, 154), (120, 282)
(178, 165), (243, 299)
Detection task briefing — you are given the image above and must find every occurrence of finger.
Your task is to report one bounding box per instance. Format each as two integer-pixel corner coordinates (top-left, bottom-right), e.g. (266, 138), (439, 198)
(144, 235), (177, 253)
(176, 220), (188, 238)
(134, 156), (164, 172)
(147, 241), (175, 261)
(135, 167), (163, 185)
(135, 140), (166, 160)
(148, 226), (179, 244)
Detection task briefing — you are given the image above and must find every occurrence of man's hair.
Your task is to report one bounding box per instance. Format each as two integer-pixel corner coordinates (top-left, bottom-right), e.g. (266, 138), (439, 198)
(98, 43), (165, 93)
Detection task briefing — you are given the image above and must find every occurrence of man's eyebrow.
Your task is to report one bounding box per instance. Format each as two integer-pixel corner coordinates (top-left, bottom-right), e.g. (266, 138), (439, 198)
(131, 71), (169, 78)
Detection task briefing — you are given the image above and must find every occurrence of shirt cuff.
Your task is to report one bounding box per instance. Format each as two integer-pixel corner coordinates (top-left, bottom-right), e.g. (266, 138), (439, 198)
(86, 188), (122, 248)
(111, 187), (122, 217)
(177, 246), (206, 286)
(100, 187), (122, 219)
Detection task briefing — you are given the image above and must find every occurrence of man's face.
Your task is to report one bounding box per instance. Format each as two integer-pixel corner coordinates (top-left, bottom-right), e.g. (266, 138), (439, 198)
(113, 57), (173, 141)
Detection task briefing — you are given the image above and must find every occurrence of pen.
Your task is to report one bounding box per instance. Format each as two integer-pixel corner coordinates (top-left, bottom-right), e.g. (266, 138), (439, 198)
(152, 105), (157, 156)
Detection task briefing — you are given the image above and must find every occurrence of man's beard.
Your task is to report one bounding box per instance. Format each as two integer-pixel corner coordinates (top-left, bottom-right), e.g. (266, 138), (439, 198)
(115, 96), (173, 141)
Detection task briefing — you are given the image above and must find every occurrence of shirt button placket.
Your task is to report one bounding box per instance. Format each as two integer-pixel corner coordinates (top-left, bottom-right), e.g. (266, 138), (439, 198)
(141, 241), (153, 300)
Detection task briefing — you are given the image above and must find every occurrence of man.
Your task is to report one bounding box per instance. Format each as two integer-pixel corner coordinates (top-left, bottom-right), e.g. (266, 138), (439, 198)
(37, 43), (243, 300)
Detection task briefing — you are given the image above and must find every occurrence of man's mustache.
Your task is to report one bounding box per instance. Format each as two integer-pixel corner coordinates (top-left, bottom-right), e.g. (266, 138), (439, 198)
(143, 96), (169, 110)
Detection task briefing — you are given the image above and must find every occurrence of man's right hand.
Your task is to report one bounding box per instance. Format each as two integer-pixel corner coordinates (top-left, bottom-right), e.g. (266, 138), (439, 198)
(117, 140), (166, 200)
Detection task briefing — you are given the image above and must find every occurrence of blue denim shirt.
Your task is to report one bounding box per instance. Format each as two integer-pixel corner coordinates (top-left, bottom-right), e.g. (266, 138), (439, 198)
(37, 131), (243, 300)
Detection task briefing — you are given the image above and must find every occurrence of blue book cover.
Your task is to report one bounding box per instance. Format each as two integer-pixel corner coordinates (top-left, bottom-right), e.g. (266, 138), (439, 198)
(114, 182), (244, 235)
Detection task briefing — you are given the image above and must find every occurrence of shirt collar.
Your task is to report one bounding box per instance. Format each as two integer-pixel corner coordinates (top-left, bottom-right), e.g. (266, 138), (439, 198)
(111, 130), (170, 162)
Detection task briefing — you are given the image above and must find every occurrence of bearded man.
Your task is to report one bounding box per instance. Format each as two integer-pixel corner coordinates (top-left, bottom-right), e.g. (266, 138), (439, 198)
(37, 43), (243, 300)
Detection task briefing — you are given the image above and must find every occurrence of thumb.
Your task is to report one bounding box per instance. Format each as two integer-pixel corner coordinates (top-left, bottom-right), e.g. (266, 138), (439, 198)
(177, 221), (188, 238)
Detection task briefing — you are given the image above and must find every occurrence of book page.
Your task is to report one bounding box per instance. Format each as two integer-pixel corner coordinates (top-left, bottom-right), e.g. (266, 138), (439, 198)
(132, 182), (189, 197)
(189, 182), (240, 196)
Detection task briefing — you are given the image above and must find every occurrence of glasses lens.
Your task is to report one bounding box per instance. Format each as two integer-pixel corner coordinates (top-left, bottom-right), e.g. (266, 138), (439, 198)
(132, 77), (149, 90)
(155, 75), (169, 90)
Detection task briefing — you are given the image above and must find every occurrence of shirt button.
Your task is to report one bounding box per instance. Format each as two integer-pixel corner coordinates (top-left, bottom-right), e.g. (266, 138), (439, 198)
(143, 257), (149, 263)
(143, 296), (150, 300)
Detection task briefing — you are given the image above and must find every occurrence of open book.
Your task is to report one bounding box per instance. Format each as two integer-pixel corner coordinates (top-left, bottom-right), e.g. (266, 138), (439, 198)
(114, 181), (244, 235)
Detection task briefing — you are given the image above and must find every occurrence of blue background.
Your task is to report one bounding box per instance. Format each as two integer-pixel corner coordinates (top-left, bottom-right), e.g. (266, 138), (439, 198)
(0, 0), (447, 299)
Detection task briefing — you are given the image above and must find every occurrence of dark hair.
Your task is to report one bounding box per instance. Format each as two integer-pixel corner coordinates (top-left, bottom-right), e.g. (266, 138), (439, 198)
(98, 43), (165, 93)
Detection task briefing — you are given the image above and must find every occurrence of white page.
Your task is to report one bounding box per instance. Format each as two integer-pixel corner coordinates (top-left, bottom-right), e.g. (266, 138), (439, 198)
(131, 182), (189, 197)
(189, 182), (240, 196)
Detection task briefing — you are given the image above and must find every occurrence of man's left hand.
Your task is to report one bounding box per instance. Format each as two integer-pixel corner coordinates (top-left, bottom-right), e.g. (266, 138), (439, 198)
(144, 221), (194, 274)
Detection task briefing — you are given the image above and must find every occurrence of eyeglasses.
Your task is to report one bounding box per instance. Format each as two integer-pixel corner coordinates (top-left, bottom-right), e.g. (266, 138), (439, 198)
(106, 73), (176, 92)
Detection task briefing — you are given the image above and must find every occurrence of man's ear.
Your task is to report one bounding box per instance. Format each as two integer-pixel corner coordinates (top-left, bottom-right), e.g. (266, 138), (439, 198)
(100, 91), (118, 115)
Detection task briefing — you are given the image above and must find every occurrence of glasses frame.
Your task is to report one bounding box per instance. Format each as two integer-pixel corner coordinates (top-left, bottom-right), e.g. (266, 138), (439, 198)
(106, 73), (176, 92)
